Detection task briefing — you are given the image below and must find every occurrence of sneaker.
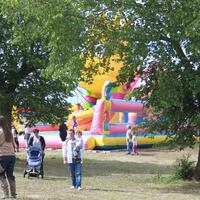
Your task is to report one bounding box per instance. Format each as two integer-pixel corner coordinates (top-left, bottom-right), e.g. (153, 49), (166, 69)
(77, 187), (82, 190)
(70, 186), (75, 189)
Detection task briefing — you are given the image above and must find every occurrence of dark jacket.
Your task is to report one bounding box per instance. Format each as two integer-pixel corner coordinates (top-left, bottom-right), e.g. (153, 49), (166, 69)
(59, 123), (68, 141)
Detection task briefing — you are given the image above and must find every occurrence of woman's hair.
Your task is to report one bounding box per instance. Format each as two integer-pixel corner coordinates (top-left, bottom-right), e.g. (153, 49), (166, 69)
(0, 115), (13, 142)
(127, 125), (131, 129)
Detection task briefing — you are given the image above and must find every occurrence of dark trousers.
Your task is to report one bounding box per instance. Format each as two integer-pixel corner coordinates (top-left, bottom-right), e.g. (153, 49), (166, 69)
(0, 156), (16, 179)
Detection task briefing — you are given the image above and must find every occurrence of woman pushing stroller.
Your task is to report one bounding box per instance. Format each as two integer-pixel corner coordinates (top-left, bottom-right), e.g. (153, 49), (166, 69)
(28, 129), (46, 173)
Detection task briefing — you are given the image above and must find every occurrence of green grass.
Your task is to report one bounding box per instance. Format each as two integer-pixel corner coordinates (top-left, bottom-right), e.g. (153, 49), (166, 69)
(1, 147), (200, 200)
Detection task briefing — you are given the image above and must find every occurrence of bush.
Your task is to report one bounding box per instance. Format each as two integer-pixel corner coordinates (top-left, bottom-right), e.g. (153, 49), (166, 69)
(172, 154), (195, 180)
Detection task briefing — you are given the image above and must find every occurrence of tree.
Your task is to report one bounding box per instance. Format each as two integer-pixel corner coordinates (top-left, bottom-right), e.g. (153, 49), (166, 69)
(80, 0), (200, 179)
(0, 0), (122, 124)
(0, 4), (75, 125)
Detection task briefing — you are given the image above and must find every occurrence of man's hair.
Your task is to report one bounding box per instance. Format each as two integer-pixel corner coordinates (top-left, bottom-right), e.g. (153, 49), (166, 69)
(69, 129), (75, 134)
(33, 128), (39, 133)
(77, 131), (82, 135)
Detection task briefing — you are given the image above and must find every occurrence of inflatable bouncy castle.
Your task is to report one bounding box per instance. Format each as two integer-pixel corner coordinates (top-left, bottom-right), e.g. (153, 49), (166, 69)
(81, 81), (168, 150)
(66, 58), (168, 150)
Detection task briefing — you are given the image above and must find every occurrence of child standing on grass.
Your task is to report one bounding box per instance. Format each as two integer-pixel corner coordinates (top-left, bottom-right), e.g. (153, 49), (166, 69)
(11, 125), (19, 152)
(132, 129), (138, 155)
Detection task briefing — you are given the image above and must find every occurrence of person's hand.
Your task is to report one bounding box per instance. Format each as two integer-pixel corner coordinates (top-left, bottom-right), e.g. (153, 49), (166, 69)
(63, 160), (67, 165)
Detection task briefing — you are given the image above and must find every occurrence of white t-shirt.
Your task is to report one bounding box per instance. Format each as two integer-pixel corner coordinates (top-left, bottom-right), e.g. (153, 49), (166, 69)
(32, 137), (42, 149)
(126, 129), (132, 140)
(132, 135), (137, 144)
(24, 127), (31, 134)
(11, 128), (18, 139)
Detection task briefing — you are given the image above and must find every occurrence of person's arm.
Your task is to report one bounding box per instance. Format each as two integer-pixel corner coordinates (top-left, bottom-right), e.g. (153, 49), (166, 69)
(0, 132), (5, 146)
(15, 129), (18, 135)
(28, 136), (33, 147)
(40, 136), (46, 150)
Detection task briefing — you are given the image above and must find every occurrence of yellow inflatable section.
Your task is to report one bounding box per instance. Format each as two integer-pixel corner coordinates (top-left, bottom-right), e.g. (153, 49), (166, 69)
(67, 108), (94, 131)
(80, 55), (123, 98)
(67, 55), (125, 131)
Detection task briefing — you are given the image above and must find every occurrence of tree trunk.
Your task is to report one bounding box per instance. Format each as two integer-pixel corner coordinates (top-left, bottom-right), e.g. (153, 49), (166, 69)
(194, 143), (200, 181)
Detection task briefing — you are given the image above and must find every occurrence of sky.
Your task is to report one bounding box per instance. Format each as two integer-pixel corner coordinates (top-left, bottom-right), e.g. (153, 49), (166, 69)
(67, 87), (86, 105)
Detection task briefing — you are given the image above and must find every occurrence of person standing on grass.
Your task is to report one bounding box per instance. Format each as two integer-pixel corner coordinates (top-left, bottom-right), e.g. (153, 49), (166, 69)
(28, 128), (46, 172)
(24, 125), (32, 148)
(0, 115), (17, 199)
(59, 120), (68, 164)
(11, 125), (19, 152)
(63, 129), (83, 190)
(126, 125), (133, 155)
(131, 129), (138, 155)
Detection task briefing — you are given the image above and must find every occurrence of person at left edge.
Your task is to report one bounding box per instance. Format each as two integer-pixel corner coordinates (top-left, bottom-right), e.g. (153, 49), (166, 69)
(0, 115), (17, 199)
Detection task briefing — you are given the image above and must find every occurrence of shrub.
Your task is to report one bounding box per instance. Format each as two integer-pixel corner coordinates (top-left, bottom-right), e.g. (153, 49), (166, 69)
(172, 154), (195, 180)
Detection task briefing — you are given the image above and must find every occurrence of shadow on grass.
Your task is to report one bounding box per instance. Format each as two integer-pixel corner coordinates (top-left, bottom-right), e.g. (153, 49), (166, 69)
(83, 158), (171, 177)
(157, 182), (200, 196)
(15, 155), (171, 179)
(83, 187), (131, 193)
(135, 152), (158, 157)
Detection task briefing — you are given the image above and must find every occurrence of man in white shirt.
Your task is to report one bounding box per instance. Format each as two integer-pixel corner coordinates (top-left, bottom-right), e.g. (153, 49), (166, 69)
(63, 129), (83, 190)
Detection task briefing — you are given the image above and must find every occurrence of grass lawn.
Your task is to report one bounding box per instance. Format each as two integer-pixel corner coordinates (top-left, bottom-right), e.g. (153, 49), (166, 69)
(1, 146), (200, 200)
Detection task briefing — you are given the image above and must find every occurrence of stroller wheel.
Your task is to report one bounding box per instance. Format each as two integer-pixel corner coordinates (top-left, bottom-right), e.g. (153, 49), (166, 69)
(23, 170), (27, 178)
(40, 171), (44, 179)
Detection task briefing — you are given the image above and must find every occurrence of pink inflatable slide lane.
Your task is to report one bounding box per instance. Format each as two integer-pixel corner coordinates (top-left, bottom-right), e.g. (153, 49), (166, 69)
(90, 100), (105, 134)
(18, 133), (62, 149)
(109, 124), (146, 134)
(111, 100), (143, 112)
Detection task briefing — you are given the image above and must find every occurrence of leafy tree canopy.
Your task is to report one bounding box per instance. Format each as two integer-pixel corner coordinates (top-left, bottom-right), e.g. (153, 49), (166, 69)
(0, 1), (79, 124)
(79, 0), (200, 177)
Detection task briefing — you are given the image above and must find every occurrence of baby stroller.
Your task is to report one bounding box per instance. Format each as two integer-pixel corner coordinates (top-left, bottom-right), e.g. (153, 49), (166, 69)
(23, 146), (44, 178)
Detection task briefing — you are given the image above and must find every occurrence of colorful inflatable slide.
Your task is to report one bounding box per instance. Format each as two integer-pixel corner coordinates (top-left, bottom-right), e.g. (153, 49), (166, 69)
(82, 80), (168, 150)
(65, 57), (169, 150)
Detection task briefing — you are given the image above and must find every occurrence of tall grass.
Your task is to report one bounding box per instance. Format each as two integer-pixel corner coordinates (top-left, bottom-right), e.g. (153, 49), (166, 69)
(1, 147), (200, 200)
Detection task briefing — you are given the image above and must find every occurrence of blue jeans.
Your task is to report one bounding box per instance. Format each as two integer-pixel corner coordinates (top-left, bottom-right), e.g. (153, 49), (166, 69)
(0, 156), (16, 179)
(68, 161), (82, 188)
(127, 142), (132, 154)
